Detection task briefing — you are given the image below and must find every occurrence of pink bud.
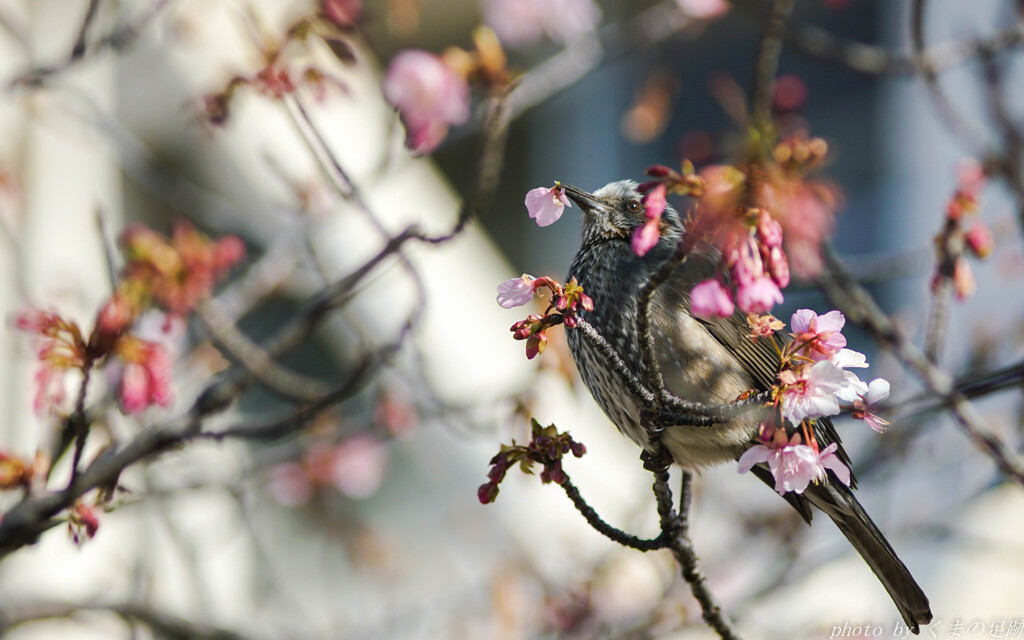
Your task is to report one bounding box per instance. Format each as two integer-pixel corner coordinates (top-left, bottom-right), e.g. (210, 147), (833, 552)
(965, 222), (994, 259)
(767, 245), (790, 288)
(953, 257), (976, 301)
(215, 236), (246, 271)
(957, 157), (985, 197)
(120, 363), (151, 415)
(526, 332), (547, 359)
(644, 183), (667, 220)
(95, 295), (134, 339)
(645, 165), (673, 178)
(730, 241), (764, 285)
(690, 279), (735, 320)
(478, 481), (499, 504)
(631, 220), (660, 256)
(757, 209), (784, 248)
(322, 0), (362, 27)
(676, 0), (730, 19)
(736, 277), (784, 314)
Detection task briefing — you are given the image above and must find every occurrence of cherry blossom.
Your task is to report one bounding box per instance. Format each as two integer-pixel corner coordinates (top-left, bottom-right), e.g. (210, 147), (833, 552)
(631, 221), (660, 256)
(12, 307), (87, 414)
(690, 279), (735, 320)
(497, 274), (537, 309)
(383, 50), (469, 155)
(632, 183), (666, 256)
(817, 442), (851, 486)
(852, 378), (891, 433)
(525, 185), (572, 227)
(831, 348), (868, 370)
(738, 428), (852, 495)
(790, 308), (847, 361)
(952, 256), (976, 300)
(676, 0), (730, 20)
(778, 360), (866, 424)
(115, 336), (174, 414)
(736, 276), (784, 313)
(321, 0), (361, 27)
(329, 435), (390, 500)
(965, 221), (994, 258)
(746, 313), (784, 339)
(484, 0), (601, 48)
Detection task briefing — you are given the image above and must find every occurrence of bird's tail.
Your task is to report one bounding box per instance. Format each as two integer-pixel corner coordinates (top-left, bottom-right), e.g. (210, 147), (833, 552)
(805, 480), (932, 634)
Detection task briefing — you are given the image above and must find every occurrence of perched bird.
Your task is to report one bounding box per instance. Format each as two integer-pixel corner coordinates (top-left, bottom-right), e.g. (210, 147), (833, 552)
(560, 180), (932, 633)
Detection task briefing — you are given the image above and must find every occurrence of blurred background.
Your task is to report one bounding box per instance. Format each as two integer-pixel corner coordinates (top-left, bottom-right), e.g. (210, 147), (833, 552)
(0, 0), (1022, 638)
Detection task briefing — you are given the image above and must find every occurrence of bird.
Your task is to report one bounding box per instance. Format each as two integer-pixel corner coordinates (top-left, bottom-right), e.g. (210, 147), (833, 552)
(559, 179), (932, 633)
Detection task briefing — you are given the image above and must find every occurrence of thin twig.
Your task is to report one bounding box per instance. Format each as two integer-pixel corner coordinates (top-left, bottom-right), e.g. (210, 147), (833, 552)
(0, 601), (254, 640)
(67, 364), (95, 488)
(560, 480), (666, 551)
(197, 300), (332, 403)
(750, 0), (796, 128)
(734, 0), (1024, 77)
(818, 246), (1024, 486)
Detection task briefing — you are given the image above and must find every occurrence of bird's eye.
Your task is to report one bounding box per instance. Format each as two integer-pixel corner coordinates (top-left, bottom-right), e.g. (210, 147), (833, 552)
(626, 200), (642, 213)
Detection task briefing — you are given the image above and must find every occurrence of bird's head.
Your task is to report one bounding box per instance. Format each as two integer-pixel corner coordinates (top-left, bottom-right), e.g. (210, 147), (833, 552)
(560, 180), (682, 250)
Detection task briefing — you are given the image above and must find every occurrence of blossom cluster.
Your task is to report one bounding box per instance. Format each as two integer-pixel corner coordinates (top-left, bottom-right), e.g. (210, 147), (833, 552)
(14, 220), (244, 416)
(497, 274), (593, 358)
(631, 163), (703, 256)
(384, 27), (512, 154)
(478, 420), (587, 504)
(268, 435), (391, 506)
(931, 158), (993, 301)
(737, 308), (891, 495)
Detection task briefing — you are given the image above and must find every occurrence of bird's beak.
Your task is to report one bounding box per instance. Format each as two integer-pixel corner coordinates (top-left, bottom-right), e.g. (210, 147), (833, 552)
(559, 183), (602, 215)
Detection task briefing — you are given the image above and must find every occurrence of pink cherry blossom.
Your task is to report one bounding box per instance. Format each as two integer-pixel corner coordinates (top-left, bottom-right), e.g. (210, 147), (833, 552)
(329, 435), (390, 499)
(965, 221), (994, 258)
(496, 274), (537, 309)
(757, 209), (783, 247)
(631, 220), (660, 256)
(727, 237), (764, 285)
(790, 309), (847, 361)
(676, 0), (730, 19)
(116, 338), (174, 414)
(383, 50), (469, 155)
(483, 0), (545, 46)
(12, 307), (86, 414)
(957, 157), (986, 198)
(525, 186), (571, 227)
(644, 183), (667, 220)
(817, 443), (851, 486)
(485, 0), (602, 47)
(268, 463), (313, 507)
(779, 360), (865, 424)
(831, 348), (867, 370)
(322, 0), (361, 27)
(766, 245), (790, 288)
(953, 256), (976, 300)
(33, 366), (66, 415)
(736, 276), (783, 313)
(737, 431), (824, 495)
(852, 378), (891, 433)
(690, 279), (735, 320)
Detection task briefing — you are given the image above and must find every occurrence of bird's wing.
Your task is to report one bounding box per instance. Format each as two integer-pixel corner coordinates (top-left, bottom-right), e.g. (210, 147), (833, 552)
(655, 258), (855, 472)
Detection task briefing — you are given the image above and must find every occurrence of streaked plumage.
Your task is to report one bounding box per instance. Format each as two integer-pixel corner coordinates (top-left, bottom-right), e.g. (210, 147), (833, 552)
(562, 180), (932, 633)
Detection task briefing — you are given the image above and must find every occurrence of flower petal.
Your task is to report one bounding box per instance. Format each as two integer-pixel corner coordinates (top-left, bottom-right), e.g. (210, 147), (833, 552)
(737, 444), (771, 474)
